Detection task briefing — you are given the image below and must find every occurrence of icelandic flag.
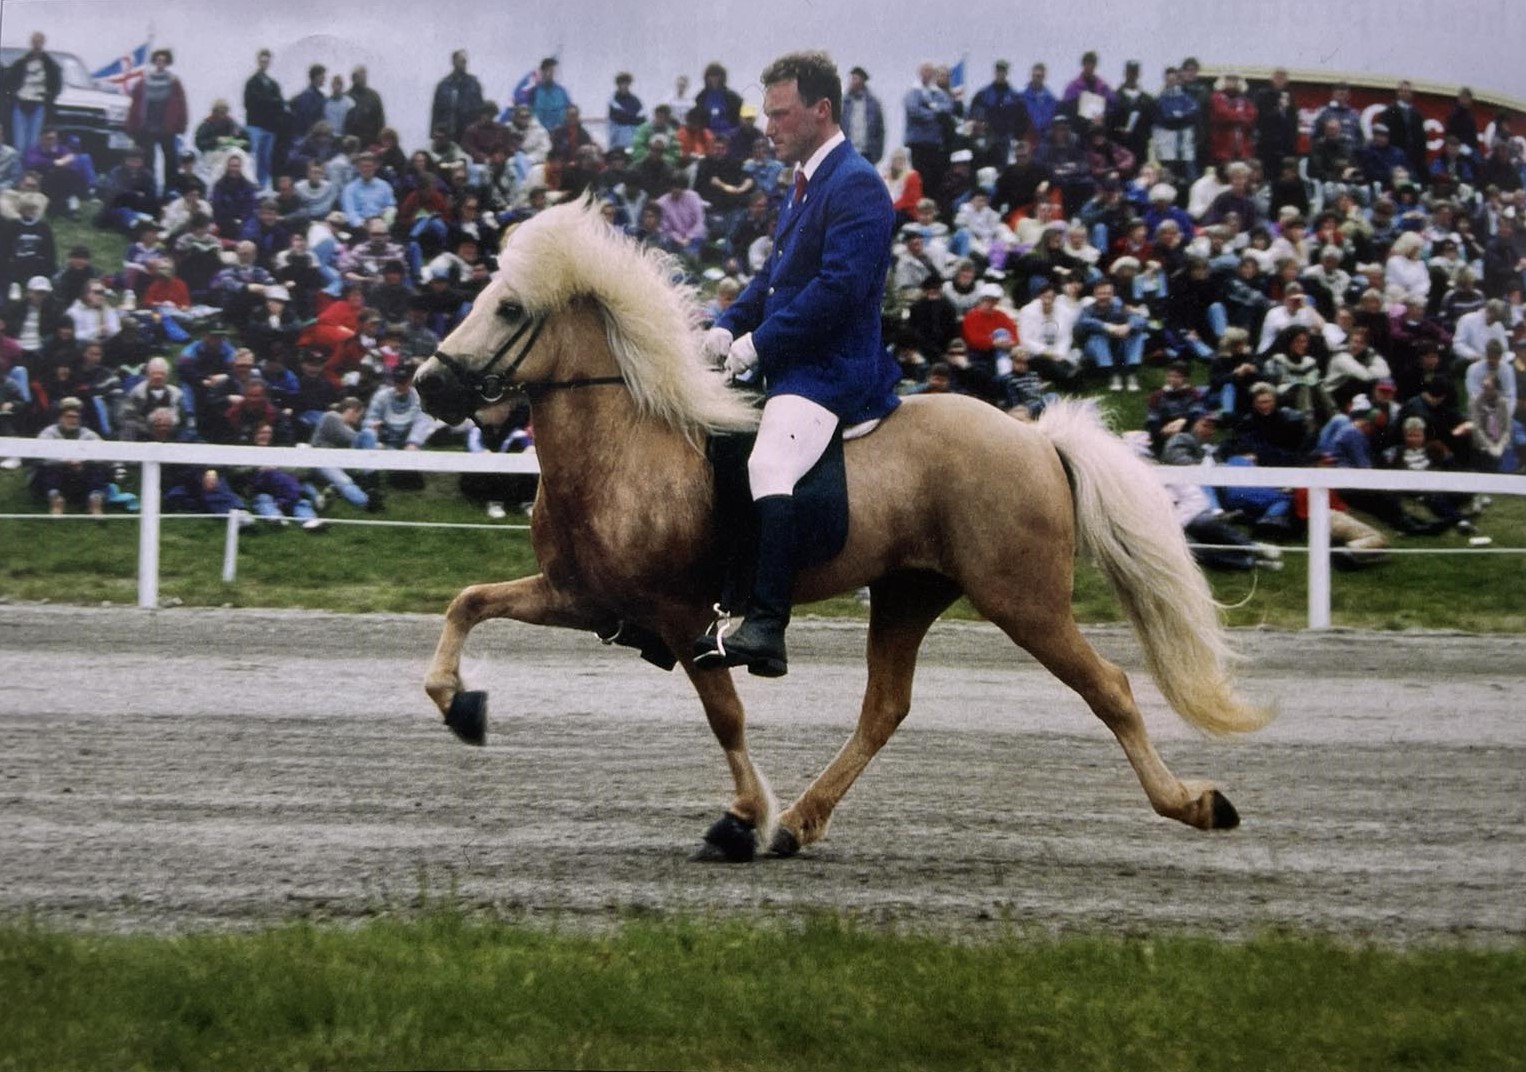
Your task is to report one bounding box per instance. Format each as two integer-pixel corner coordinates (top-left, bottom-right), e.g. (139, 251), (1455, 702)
(948, 56), (967, 100)
(93, 42), (151, 94)
(498, 67), (540, 120)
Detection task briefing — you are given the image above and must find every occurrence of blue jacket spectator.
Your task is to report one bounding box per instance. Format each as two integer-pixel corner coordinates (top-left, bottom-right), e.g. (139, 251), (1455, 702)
(339, 155), (396, 228)
(841, 67), (885, 165)
(1020, 64), (1059, 135)
(970, 61), (1030, 164)
(431, 52), (485, 142)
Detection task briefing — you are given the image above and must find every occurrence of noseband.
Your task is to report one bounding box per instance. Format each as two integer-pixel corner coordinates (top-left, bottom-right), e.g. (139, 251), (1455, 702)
(431, 313), (626, 406)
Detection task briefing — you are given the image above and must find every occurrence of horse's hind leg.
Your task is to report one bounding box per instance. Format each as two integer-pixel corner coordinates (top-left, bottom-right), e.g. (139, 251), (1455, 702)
(997, 607), (1238, 831)
(771, 571), (959, 856)
(424, 573), (603, 738)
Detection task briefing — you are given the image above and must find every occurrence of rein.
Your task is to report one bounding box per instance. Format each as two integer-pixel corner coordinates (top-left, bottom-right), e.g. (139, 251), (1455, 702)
(431, 315), (626, 405)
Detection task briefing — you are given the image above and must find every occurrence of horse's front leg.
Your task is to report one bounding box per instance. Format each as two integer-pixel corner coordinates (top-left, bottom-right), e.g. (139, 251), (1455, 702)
(425, 573), (604, 743)
(669, 636), (778, 863)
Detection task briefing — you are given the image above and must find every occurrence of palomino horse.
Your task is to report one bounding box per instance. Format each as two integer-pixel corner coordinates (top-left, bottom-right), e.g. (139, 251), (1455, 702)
(414, 199), (1269, 862)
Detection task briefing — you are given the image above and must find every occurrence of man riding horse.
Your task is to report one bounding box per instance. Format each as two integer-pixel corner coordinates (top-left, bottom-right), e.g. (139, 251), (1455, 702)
(693, 50), (899, 678)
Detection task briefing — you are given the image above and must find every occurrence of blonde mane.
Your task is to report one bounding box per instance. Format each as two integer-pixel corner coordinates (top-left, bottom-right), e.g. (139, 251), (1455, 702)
(493, 198), (761, 440)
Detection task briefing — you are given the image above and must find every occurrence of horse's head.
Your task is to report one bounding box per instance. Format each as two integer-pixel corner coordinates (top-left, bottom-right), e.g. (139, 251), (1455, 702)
(417, 197), (758, 439)
(414, 274), (550, 427)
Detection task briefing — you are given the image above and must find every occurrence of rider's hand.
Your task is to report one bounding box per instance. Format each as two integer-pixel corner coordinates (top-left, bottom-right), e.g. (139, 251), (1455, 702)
(702, 326), (733, 366)
(723, 332), (759, 384)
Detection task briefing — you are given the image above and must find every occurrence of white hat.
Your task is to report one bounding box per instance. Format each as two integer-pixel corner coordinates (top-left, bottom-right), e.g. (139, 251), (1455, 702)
(1149, 183), (1177, 202)
(978, 281), (1004, 299)
(949, 148), (974, 163)
(26, 275), (53, 291)
(264, 285), (291, 302)
(1349, 393), (1372, 413)
(1110, 256), (1142, 273)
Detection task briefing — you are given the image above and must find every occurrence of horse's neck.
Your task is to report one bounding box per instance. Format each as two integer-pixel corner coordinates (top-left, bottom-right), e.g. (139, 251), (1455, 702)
(531, 390), (708, 510)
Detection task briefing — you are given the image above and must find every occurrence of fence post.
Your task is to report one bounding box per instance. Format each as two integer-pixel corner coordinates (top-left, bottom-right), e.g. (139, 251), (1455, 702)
(222, 510), (242, 583)
(1307, 486), (1332, 630)
(137, 461), (161, 609)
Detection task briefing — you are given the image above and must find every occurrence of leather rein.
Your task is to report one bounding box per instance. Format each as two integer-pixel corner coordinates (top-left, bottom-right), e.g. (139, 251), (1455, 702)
(430, 314), (626, 405)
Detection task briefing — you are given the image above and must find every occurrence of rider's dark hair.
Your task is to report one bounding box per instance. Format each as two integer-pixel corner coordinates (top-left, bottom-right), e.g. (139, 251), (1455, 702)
(760, 51), (842, 124)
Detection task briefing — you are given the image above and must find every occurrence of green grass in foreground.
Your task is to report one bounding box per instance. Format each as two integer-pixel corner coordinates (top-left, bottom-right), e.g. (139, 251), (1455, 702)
(1, 913), (1521, 1072)
(3, 463), (1522, 630)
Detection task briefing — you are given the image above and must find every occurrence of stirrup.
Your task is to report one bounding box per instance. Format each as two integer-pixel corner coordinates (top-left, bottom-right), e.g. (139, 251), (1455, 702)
(692, 603), (734, 667)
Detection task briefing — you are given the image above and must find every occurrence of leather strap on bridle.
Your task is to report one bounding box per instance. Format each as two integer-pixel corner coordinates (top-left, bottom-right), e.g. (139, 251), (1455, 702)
(431, 314), (625, 406)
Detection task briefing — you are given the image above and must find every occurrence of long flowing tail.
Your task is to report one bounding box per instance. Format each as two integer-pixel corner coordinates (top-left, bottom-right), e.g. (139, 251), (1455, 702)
(1035, 400), (1272, 735)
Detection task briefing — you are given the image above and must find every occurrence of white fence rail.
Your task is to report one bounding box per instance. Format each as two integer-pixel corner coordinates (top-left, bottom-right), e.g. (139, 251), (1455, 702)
(3, 435), (1522, 628)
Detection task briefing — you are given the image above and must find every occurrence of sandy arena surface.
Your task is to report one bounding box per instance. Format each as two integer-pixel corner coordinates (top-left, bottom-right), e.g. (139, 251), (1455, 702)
(1, 603), (1522, 943)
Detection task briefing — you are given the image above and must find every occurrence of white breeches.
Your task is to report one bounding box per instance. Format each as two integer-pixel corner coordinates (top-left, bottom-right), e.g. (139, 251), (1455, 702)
(747, 394), (839, 499)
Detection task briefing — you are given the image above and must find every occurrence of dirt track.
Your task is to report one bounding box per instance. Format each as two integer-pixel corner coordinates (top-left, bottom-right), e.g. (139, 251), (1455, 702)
(1, 603), (1522, 944)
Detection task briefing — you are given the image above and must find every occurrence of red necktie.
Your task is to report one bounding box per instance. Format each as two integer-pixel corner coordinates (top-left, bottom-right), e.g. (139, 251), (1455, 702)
(792, 169), (806, 206)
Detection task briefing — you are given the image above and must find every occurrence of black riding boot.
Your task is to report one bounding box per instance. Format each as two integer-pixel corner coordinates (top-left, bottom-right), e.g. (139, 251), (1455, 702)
(694, 494), (795, 677)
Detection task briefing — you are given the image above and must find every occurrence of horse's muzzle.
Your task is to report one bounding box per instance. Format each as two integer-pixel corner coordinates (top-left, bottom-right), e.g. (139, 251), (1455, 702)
(414, 358), (476, 425)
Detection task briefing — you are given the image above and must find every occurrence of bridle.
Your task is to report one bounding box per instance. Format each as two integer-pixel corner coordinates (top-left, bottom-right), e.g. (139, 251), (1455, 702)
(430, 310), (626, 406)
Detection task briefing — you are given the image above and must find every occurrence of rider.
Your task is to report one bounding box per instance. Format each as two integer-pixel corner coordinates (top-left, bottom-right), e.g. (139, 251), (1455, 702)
(693, 50), (899, 677)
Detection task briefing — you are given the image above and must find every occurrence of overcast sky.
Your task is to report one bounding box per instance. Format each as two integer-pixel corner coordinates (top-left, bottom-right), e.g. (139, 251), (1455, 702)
(5, 0), (1523, 151)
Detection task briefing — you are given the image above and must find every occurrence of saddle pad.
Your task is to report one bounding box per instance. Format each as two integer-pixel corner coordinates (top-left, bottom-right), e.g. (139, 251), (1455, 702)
(708, 428), (849, 571)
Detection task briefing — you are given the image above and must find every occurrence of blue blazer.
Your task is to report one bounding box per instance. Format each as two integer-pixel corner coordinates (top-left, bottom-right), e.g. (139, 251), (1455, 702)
(718, 138), (900, 425)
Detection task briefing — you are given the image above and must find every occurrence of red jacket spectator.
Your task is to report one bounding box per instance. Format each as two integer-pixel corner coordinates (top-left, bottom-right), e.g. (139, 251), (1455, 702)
(125, 72), (189, 138)
(143, 274), (190, 309)
(1207, 83), (1258, 165)
(298, 288), (364, 386)
(961, 291), (1019, 352)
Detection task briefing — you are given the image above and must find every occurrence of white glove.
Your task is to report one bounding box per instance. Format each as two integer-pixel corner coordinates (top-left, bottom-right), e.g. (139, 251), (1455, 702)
(702, 326), (733, 366)
(723, 332), (759, 384)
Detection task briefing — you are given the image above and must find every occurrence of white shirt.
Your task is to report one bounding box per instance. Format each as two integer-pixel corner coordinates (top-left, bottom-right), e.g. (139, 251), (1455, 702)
(795, 129), (847, 192)
(1452, 309), (1508, 362)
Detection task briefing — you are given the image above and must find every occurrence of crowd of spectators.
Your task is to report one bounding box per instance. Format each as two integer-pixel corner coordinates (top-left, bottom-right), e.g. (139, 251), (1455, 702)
(1, 39), (1522, 549)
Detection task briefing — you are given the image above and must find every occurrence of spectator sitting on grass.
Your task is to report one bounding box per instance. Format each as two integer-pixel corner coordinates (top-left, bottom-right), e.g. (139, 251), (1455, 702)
(1145, 360), (1206, 452)
(120, 357), (184, 441)
(653, 173), (707, 259)
(310, 395), (379, 511)
(366, 361), (435, 452)
(32, 397), (106, 516)
(1468, 373), (1515, 474)
(147, 406), (247, 520)
(239, 421), (326, 531)
(286, 347), (340, 441)
(1379, 415), (1479, 535)
(1016, 278), (1081, 385)
(1163, 469), (1283, 573)
(1318, 395), (1451, 536)
(1227, 381), (1310, 468)
(998, 343), (1049, 420)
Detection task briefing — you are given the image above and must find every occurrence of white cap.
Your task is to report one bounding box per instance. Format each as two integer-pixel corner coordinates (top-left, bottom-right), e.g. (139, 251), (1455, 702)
(26, 275), (52, 291)
(264, 285), (291, 302)
(979, 281), (1004, 299)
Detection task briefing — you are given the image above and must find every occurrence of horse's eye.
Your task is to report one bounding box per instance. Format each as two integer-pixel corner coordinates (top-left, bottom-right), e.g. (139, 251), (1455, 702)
(499, 299), (524, 321)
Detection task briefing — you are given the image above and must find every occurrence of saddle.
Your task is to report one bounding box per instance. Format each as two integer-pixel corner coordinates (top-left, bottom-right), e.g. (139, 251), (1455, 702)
(599, 423), (857, 673)
(707, 425), (851, 586)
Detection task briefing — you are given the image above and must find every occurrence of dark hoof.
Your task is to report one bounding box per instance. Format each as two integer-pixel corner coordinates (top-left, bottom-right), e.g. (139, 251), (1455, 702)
(1209, 790), (1240, 830)
(689, 812), (756, 863)
(767, 826), (801, 858)
(444, 690), (488, 746)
